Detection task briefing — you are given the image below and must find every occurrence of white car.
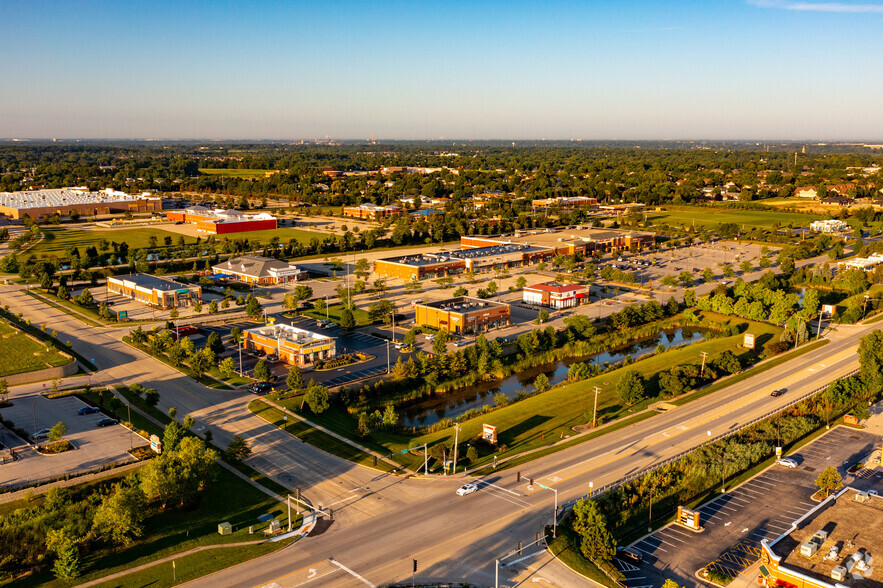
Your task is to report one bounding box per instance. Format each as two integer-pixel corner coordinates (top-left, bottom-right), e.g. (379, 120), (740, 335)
(776, 458), (798, 468)
(456, 483), (478, 496)
(32, 428), (51, 440)
(425, 334), (436, 341)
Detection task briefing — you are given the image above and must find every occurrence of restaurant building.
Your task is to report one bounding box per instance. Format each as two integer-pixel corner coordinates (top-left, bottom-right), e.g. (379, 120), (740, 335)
(106, 274), (202, 309)
(242, 323), (336, 366)
(415, 297), (510, 335)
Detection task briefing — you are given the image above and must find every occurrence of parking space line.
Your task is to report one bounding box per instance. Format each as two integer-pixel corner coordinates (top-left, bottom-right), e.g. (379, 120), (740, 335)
(656, 533), (684, 543)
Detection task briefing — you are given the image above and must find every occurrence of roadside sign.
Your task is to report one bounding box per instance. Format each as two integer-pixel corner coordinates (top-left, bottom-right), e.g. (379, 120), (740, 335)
(743, 333), (755, 349)
(822, 304), (836, 317)
(150, 434), (163, 454)
(482, 423), (498, 445)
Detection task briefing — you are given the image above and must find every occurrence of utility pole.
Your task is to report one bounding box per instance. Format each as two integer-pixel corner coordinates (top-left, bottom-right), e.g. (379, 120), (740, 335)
(700, 351), (708, 376)
(238, 338), (243, 375)
(592, 386), (600, 428)
(452, 423), (460, 474)
(386, 340), (390, 374)
(424, 443), (429, 475)
(127, 404), (133, 449)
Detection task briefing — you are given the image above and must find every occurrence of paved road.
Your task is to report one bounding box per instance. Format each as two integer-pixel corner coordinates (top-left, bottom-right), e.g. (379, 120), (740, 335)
(2, 269), (880, 586)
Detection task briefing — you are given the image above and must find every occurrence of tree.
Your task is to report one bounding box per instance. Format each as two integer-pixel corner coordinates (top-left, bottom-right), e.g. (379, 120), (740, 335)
(535, 373), (550, 392)
(340, 308), (356, 329)
(382, 404), (398, 428)
(286, 366), (305, 390)
(52, 540), (81, 583)
(76, 288), (93, 306)
(208, 300), (218, 314)
(91, 483), (146, 547)
(225, 436), (252, 461)
(538, 309), (550, 323)
(48, 421), (67, 442)
(140, 436), (217, 509)
(219, 356), (236, 378)
(254, 358), (271, 382)
(193, 301), (203, 314)
(403, 328), (417, 347)
(858, 329), (883, 390)
(713, 350), (741, 375)
(0, 379), (7, 403)
(354, 258), (371, 279)
(616, 370), (647, 405)
(245, 294), (263, 320)
(144, 388), (160, 407)
(183, 415), (194, 429)
(571, 499), (617, 563)
(206, 331), (224, 355)
(304, 385), (330, 414)
(189, 348), (215, 378)
(515, 276), (527, 289)
(487, 281), (498, 294)
(432, 330), (449, 354)
(815, 466), (842, 497)
(357, 412), (370, 438)
(453, 286), (468, 296)
(293, 284), (313, 309)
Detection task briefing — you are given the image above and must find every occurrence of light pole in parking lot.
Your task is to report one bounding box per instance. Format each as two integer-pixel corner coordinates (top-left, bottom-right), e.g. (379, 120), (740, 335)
(386, 340), (390, 374)
(127, 404), (133, 449)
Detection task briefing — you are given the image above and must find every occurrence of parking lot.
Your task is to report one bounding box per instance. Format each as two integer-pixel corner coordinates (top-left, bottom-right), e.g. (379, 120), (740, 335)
(619, 427), (883, 588)
(205, 315), (408, 390)
(0, 392), (142, 491)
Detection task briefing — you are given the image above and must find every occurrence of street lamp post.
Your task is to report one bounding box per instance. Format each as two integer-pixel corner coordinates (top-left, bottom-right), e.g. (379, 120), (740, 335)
(537, 483), (559, 538)
(386, 340), (390, 374)
(127, 404), (133, 449)
(592, 386), (600, 428)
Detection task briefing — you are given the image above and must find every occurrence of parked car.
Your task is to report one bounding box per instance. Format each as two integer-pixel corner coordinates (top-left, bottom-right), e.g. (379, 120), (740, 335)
(770, 388), (787, 397)
(776, 457), (798, 468)
(78, 406), (100, 415)
(616, 547), (643, 565)
(456, 483), (478, 496)
(425, 334), (436, 341)
(32, 428), (51, 440)
(251, 382), (273, 395)
(96, 418), (118, 427)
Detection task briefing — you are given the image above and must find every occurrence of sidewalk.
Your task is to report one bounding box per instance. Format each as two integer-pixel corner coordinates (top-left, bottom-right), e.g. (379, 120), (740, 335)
(76, 510), (316, 588)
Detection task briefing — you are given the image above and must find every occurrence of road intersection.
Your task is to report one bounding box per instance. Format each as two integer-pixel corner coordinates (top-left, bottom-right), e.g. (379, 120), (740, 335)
(0, 282), (877, 587)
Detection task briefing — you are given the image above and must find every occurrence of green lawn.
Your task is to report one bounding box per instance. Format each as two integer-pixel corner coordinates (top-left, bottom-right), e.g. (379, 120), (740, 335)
(198, 168), (278, 179)
(26, 227), (198, 257)
(303, 303), (372, 326)
(273, 313), (783, 472)
(0, 319), (73, 376)
(22, 225), (330, 260)
(648, 205), (823, 231)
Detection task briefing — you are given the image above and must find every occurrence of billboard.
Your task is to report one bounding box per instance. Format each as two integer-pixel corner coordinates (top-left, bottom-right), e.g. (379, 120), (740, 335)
(822, 304), (836, 317)
(482, 424), (498, 445)
(743, 333), (755, 349)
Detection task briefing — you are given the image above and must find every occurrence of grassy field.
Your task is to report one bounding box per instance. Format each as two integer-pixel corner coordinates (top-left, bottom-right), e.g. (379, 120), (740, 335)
(198, 168), (279, 179)
(26, 227), (197, 257)
(0, 319), (73, 376)
(648, 205), (823, 230)
(22, 225), (331, 259)
(276, 313), (783, 472)
(303, 303), (372, 326)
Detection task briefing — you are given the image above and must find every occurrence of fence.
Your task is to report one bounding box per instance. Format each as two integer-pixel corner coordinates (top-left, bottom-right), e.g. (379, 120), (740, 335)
(561, 367), (861, 511)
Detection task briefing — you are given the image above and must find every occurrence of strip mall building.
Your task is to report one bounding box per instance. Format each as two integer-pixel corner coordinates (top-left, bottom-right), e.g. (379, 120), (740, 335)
(373, 228), (655, 280)
(243, 323), (335, 366)
(106, 274), (202, 309)
(415, 297), (510, 334)
(165, 206), (277, 234)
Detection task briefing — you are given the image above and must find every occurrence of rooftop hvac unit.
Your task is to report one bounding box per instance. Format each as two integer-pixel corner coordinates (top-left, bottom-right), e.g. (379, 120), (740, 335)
(813, 530), (829, 543)
(831, 566), (847, 581)
(856, 491), (870, 502)
(801, 541), (820, 558)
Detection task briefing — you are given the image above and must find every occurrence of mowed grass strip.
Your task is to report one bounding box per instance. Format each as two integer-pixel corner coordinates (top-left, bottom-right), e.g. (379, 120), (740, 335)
(0, 319), (73, 376)
(648, 205), (822, 230)
(302, 303), (372, 326)
(301, 313), (783, 471)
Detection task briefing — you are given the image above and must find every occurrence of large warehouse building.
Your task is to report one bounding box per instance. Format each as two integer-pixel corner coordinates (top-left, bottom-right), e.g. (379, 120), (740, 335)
(243, 323), (335, 366)
(415, 297), (510, 334)
(165, 205), (277, 234)
(107, 274), (202, 309)
(0, 187), (160, 220)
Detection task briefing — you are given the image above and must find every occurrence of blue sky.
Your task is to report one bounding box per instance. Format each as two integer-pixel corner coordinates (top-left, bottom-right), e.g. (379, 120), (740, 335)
(2, 0), (882, 140)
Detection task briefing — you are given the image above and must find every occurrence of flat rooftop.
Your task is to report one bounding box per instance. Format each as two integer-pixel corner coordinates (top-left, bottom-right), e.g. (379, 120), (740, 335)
(378, 252), (464, 267)
(246, 323), (333, 346)
(0, 188), (156, 210)
(769, 488), (883, 588)
(418, 296), (510, 312)
(507, 228), (655, 247)
(448, 242), (546, 259)
(111, 273), (192, 292)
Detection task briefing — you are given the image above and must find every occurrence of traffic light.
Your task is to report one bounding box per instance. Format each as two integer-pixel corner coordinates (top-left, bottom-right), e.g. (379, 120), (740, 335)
(530, 478), (534, 486)
(413, 559), (418, 573)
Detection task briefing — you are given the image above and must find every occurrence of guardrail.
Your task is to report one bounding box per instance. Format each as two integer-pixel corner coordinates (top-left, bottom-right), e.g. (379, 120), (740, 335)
(561, 367), (861, 511)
